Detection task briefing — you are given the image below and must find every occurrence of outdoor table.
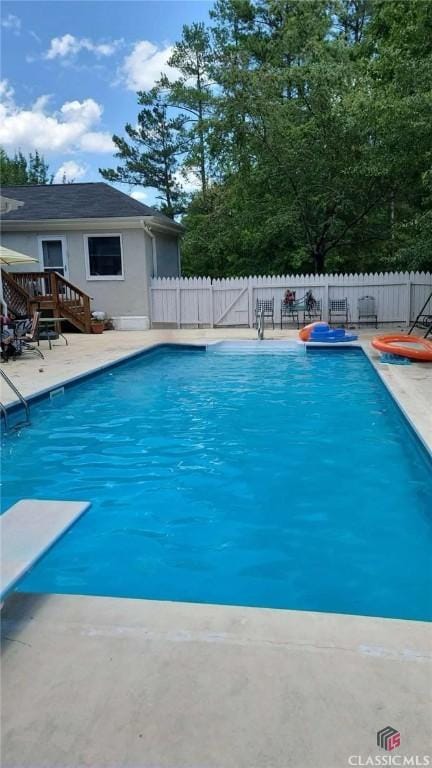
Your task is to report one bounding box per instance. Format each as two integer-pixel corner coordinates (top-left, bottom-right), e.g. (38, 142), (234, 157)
(38, 317), (69, 348)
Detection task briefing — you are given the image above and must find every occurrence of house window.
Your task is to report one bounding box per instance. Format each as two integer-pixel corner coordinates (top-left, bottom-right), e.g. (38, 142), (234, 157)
(42, 240), (63, 271)
(85, 234), (124, 280)
(38, 236), (68, 276)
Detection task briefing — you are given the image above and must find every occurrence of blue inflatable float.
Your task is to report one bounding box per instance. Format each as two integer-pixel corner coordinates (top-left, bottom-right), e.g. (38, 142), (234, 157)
(299, 322), (358, 343)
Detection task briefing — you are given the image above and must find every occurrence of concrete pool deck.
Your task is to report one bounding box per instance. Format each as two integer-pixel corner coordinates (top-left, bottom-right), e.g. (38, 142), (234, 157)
(1, 328), (431, 767)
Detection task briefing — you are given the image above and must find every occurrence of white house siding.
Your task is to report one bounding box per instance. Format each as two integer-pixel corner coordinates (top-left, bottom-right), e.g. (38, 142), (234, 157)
(1, 227), (154, 319)
(0, 231), (42, 265)
(155, 232), (180, 277)
(66, 228), (151, 318)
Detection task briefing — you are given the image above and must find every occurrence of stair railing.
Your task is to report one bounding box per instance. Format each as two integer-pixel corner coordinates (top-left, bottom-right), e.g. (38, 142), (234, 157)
(50, 272), (92, 333)
(1, 270), (31, 316)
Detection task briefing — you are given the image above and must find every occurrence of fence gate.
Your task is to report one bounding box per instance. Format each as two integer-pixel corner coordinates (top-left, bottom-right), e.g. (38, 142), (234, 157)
(212, 280), (250, 326)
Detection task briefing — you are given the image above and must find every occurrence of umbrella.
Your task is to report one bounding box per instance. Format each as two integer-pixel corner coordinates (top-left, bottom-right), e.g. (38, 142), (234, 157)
(0, 246), (39, 312)
(0, 246), (39, 266)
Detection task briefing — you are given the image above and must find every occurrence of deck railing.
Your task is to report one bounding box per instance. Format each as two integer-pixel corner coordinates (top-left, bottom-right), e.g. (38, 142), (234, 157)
(1, 270), (92, 332)
(10, 271), (52, 299)
(1, 270), (30, 316)
(50, 272), (92, 333)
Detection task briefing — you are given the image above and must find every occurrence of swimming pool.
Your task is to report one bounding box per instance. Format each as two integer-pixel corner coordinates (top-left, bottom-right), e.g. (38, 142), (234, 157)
(2, 343), (431, 620)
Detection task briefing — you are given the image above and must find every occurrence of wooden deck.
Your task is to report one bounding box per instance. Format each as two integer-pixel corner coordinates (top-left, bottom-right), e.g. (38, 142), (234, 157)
(1, 270), (93, 333)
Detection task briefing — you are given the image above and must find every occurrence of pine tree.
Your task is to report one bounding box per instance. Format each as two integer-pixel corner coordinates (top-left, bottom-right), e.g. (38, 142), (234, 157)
(27, 151), (52, 184)
(160, 22), (213, 197)
(0, 148), (52, 185)
(100, 88), (188, 218)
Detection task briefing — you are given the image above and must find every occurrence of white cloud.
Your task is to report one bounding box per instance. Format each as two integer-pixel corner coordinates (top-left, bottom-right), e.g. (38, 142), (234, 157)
(44, 33), (120, 60)
(79, 132), (115, 152)
(32, 94), (52, 112)
(60, 98), (102, 126)
(130, 190), (148, 203)
(121, 41), (177, 91)
(0, 81), (114, 154)
(1, 14), (21, 34)
(54, 160), (87, 183)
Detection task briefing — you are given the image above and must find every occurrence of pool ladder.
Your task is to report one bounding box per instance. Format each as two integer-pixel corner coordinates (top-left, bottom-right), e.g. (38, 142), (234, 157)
(257, 307), (265, 340)
(0, 369), (30, 433)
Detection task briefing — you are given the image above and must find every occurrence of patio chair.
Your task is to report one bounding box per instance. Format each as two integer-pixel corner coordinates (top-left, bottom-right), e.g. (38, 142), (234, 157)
(281, 290), (321, 328)
(329, 298), (349, 325)
(358, 296), (378, 328)
(305, 298), (322, 322)
(280, 299), (300, 328)
(1, 315), (16, 362)
(13, 311), (44, 359)
(255, 298), (275, 329)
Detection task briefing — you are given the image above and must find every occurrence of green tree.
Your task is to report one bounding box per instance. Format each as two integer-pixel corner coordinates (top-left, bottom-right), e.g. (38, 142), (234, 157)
(183, 0), (432, 275)
(100, 88), (188, 218)
(160, 22), (214, 197)
(0, 148), (52, 185)
(364, 0), (432, 271)
(98, 0), (432, 274)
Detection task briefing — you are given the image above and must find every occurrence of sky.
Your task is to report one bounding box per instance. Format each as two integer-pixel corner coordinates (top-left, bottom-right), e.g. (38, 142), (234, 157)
(0, 0), (213, 204)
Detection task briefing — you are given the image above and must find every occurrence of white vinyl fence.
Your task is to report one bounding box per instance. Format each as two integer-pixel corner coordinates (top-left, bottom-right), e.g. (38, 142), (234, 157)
(150, 272), (432, 328)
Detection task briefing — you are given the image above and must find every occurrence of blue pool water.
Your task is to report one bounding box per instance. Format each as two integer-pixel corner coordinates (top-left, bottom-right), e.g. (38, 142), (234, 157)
(1, 344), (431, 620)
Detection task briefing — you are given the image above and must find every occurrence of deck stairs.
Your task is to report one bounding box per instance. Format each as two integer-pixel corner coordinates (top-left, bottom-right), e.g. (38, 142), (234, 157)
(1, 270), (92, 333)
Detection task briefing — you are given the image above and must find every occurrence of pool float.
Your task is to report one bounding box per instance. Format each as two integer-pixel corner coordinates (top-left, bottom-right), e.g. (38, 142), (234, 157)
(299, 322), (358, 343)
(371, 334), (432, 362)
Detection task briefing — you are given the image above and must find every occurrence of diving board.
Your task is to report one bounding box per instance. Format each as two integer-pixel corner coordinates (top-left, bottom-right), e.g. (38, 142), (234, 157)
(1, 499), (90, 600)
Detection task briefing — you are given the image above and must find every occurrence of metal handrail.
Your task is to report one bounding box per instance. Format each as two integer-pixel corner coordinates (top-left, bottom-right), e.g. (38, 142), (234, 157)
(257, 307), (264, 340)
(0, 401), (9, 432)
(0, 368), (30, 432)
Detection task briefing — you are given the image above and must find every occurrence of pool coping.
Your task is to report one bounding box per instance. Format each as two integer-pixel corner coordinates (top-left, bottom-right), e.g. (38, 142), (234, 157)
(2, 589), (430, 768)
(362, 348), (432, 459)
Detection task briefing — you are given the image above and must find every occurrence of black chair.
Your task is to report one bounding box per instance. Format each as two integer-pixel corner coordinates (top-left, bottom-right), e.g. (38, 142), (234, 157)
(280, 300), (300, 328)
(255, 298), (274, 329)
(329, 298), (349, 325)
(358, 296), (378, 328)
(305, 299), (322, 322)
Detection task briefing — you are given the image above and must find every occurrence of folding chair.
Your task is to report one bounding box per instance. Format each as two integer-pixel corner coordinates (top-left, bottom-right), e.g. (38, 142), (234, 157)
(13, 311), (44, 359)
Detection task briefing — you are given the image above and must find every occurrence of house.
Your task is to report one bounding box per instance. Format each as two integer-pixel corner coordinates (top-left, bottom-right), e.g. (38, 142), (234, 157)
(0, 182), (184, 330)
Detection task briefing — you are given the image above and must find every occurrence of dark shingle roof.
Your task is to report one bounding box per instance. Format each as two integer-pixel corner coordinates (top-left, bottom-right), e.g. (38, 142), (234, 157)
(0, 182), (182, 230)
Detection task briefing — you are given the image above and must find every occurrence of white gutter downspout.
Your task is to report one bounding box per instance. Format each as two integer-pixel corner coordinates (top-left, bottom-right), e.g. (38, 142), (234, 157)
(141, 219), (157, 277)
